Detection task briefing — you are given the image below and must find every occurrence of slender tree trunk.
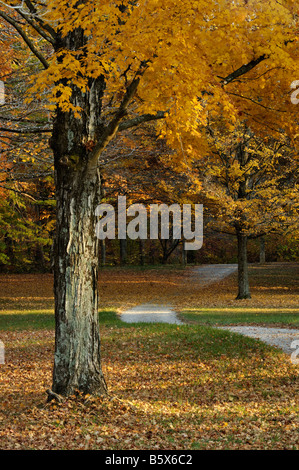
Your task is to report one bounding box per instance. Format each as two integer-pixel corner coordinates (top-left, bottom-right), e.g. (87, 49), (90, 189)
(236, 231), (251, 299)
(100, 240), (106, 266)
(161, 249), (168, 265)
(139, 239), (144, 266)
(160, 239), (180, 265)
(34, 243), (46, 272)
(181, 244), (187, 266)
(120, 238), (127, 265)
(149, 242), (155, 265)
(4, 233), (15, 267)
(235, 142), (251, 299)
(259, 236), (266, 264)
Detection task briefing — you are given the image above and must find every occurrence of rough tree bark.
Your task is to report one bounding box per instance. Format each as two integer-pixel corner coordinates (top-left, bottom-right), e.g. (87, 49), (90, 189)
(236, 230), (251, 299)
(48, 24), (145, 396)
(52, 158), (107, 396)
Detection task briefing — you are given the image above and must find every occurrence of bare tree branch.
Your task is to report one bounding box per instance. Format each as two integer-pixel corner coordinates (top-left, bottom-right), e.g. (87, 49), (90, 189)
(0, 126), (52, 134)
(119, 111), (166, 131)
(0, 9), (49, 69)
(220, 54), (268, 85)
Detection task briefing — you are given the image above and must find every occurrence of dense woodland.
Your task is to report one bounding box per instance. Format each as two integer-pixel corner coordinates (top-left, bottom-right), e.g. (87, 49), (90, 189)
(0, 82), (298, 272)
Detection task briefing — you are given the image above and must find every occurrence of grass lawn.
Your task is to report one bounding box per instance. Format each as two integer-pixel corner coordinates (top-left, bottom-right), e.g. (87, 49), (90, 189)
(178, 262), (299, 327)
(0, 262), (298, 450)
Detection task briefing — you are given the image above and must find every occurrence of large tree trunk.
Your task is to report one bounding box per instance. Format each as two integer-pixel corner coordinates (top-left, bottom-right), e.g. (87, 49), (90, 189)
(52, 160), (107, 396)
(49, 30), (108, 397)
(236, 231), (251, 299)
(46, 22), (142, 397)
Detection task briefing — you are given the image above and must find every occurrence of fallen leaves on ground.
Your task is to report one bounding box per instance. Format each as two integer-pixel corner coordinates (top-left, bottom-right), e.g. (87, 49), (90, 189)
(1, 262), (298, 313)
(0, 325), (298, 450)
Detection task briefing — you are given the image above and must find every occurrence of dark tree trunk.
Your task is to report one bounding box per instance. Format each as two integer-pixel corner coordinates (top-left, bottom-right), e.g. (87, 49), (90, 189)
(139, 239), (144, 266)
(160, 239), (180, 265)
(120, 238), (127, 265)
(4, 233), (15, 267)
(181, 244), (187, 266)
(34, 243), (46, 272)
(52, 160), (107, 396)
(236, 231), (251, 299)
(100, 240), (106, 266)
(161, 247), (168, 265)
(235, 142), (251, 299)
(149, 242), (156, 264)
(259, 236), (266, 264)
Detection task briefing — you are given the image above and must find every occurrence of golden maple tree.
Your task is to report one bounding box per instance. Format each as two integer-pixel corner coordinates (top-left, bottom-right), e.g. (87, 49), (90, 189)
(0, 0), (298, 397)
(195, 123), (299, 298)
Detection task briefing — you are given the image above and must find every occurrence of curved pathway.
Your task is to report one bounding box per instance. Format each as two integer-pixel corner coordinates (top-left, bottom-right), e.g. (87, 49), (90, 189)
(120, 264), (298, 359)
(189, 263), (237, 284)
(121, 264), (237, 325)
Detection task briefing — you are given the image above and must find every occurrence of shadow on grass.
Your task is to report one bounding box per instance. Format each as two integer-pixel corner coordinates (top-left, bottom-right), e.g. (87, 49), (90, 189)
(0, 308), (121, 331)
(101, 321), (282, 361)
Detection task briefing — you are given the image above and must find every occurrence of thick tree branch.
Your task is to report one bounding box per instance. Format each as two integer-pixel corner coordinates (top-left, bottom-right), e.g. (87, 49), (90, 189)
(117, 56), (269, 136)
(22, 0), (57, 40)
(89, 77), (141, 168)
(16, 8), (55, 44)
(0, 126), (52, 134)
(220, 54), (268, 85)
(119, 111), (166, 131)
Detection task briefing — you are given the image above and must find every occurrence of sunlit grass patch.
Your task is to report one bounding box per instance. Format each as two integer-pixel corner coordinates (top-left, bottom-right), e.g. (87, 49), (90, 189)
(179, 307), (299, 327)
(0, 310), (54, 331)
(0, 308), (120, 331)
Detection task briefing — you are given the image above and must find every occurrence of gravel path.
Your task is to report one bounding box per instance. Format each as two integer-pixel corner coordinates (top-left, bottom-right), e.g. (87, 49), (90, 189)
(121, 264), (237, 325)
(120, 303), (183, 325)
(189, 263), (238, 284)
